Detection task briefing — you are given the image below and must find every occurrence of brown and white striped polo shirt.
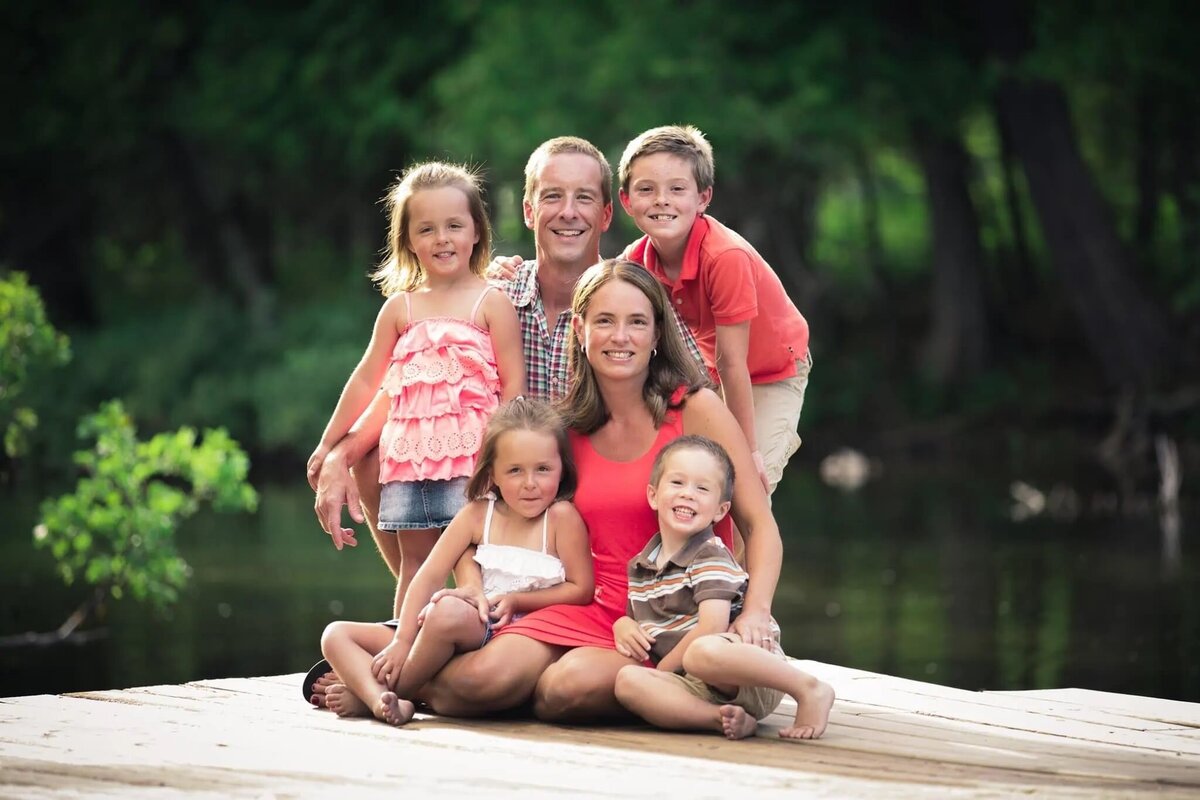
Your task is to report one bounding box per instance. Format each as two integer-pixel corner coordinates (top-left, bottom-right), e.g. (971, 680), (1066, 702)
(626, 528), (747, 665)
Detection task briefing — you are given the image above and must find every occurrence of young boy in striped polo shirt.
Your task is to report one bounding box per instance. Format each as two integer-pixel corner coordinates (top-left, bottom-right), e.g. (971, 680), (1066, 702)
(612, 436), (835, 740)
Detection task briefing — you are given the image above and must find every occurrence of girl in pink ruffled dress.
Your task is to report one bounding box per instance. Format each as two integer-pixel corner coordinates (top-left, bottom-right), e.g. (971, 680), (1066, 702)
(308, 161), (525, 608)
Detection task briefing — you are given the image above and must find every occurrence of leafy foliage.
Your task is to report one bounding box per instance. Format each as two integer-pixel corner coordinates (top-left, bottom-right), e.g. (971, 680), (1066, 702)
(0, 270), (71, 457)
(35, 400), (258, 610)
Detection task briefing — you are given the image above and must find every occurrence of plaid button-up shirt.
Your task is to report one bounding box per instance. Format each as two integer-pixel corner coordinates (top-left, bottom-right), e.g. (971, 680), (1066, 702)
(497, 259), (705, 402)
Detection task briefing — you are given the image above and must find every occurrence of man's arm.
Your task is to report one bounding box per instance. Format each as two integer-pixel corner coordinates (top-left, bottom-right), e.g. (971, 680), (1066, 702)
(313, 390), (389, 549)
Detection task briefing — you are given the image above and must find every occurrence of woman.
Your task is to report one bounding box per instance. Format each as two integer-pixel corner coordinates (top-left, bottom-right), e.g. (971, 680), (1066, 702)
(412, 259), (783, 721)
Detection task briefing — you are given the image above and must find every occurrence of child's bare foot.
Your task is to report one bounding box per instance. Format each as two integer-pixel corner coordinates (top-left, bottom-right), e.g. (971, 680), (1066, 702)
(325, 683), (371, 718)
(376, 691), (416, 726)
(718, 704), (758, 740)
(780, 680), (835, 740)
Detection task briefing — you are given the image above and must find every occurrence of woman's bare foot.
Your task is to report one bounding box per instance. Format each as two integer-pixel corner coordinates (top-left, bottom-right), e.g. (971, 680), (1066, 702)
(718, 704), (758, 740)
(780, 680), (835, 740)
(376, 691), (416, 726)
(325, 683), (371, 718)
(309, 670), (339, 708)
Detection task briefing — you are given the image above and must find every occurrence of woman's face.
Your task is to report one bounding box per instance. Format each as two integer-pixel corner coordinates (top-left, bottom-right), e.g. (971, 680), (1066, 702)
(576, 278), (659, 381)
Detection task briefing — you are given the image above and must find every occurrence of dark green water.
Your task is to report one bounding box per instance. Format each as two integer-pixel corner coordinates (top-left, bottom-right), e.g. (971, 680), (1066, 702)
(2, 461), (1197, 701)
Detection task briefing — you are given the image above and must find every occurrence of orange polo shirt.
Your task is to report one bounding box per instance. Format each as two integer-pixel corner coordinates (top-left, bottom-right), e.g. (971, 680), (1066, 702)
(624, 215), (809, 385)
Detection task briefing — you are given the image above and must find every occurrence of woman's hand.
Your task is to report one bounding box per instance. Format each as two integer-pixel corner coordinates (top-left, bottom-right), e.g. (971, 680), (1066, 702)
(613, 616), (655, 661)
(488, 594), (519, 628)
(371, 638), (410, 689)
(751, 450), (770, 494)
(485, 254), (523, 283)
(731, 608), (775, 651)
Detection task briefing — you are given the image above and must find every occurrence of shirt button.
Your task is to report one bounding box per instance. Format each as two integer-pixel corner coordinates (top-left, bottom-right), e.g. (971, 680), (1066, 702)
(675, 298), (683, 305)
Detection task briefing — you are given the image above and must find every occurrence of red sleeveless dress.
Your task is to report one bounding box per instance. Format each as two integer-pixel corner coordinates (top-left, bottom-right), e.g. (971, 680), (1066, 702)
(493, 388), (734, 649)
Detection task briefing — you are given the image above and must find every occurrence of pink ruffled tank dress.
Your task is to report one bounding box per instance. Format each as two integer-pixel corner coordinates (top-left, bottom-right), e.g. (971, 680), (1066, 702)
(379, 287), (500, 483)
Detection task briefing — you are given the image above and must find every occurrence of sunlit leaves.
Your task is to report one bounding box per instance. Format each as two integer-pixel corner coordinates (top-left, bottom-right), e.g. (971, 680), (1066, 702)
(35, 400), (257, 610)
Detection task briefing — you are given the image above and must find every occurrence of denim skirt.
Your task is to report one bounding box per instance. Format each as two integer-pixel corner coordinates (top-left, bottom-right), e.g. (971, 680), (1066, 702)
(378, 476), (469, 531)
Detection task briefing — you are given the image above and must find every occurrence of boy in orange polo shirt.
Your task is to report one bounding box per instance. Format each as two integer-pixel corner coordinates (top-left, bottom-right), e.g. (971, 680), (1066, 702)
(619, 125), (811, 494)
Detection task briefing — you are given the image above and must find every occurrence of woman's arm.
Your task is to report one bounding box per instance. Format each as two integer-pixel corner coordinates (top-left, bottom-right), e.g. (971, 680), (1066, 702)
(490, 501), (593, 624)
(483, 290), (526, 401)
(714, 321), (769, 492)
(681, 388), (782, 648)
(307, 296), (406, 483)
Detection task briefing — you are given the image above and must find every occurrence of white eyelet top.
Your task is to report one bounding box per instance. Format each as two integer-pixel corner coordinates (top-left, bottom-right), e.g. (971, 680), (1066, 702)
(474, 497), (566, 598)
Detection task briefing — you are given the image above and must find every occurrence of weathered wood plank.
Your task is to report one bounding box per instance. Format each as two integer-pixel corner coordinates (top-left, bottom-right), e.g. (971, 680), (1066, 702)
(2, 665), (1198, 798)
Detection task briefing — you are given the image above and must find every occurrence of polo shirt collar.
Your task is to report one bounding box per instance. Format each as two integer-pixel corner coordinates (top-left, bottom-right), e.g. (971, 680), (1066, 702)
(632, 527), (716, 571)
(638, 214), (710, 287)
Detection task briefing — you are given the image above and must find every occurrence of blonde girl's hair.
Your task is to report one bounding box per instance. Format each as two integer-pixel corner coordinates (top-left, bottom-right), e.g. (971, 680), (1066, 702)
(370, 161), (493, 296)
(560, 259), (710, 435)
(618, 124), (715, 193)
(465, 397), (578, 502)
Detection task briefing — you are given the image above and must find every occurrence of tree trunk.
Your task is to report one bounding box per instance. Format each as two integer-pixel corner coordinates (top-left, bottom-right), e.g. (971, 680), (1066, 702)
(913, 125), (988, 383)
(978, 0), (1170, 388)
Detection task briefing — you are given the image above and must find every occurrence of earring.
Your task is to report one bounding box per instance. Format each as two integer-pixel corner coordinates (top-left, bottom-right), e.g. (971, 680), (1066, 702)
(652, 348), (658, 357)
(581, 344), (587, 354)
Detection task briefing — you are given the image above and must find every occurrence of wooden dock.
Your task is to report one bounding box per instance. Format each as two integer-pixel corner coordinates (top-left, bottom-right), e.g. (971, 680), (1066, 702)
(2, 660), (1198, 798)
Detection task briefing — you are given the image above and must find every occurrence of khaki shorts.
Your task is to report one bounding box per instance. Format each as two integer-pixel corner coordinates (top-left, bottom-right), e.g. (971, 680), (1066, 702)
(752, 353), (812, 494)
(662, 632), (786, 720)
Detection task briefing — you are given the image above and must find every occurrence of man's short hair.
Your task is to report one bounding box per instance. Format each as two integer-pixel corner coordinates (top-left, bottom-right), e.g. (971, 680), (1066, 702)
(524, 136), (613, 206)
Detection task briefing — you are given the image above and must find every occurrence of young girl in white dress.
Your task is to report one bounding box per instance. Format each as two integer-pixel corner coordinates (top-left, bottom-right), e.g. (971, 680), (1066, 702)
(318, 398), (593, 725)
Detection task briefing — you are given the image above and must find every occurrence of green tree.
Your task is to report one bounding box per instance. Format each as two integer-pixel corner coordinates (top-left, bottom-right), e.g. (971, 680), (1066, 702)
(27, 400), (257, 642)
(0, 270), (70, 458)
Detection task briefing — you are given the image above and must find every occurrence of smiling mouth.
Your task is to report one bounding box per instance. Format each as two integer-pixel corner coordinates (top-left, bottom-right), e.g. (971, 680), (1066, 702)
(604, 350), (634, 360)
(552, 229), (584, 237)
(649, 214), (676, 222)
(671, 505), (696, 520)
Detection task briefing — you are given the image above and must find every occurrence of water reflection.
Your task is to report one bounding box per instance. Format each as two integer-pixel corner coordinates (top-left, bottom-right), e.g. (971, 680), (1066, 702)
(1, 461), (1197, 701)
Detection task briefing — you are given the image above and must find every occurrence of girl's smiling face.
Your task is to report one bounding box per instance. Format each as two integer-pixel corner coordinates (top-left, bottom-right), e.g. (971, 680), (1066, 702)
(491, 428), (563, 519)
(406, 186), (479, 281)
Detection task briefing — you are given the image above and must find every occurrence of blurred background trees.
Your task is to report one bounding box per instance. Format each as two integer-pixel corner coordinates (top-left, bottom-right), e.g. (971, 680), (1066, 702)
(2, 0), (1197, 479)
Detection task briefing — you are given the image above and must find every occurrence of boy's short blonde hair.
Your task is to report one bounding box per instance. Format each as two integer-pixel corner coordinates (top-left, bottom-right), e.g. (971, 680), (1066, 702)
(618, 125), (715, 193)
(524, 136), (613, 207)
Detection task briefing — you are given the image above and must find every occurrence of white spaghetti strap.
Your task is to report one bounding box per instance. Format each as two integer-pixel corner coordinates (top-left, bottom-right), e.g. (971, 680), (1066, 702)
(403, 291), (414, 322)
(540, 507), (550, 554)
(469, 285), (493, 327)
(482, 497), (496, 545)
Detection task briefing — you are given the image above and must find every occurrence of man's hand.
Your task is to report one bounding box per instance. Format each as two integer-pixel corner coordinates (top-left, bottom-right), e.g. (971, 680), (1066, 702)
(485, 254), (523, 283)
(730, 607), (775, 651)
(613, 616), (655, 661)
(306, 444), (330, 490)
(313, 451), (363, 550)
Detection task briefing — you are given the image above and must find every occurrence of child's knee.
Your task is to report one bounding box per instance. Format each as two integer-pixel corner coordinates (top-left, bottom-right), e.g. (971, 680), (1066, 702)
(422, 596), (480, 636)
(681, 633), (730, 676)
(319, 620), (353, 656)
(613, 665), (648, 703)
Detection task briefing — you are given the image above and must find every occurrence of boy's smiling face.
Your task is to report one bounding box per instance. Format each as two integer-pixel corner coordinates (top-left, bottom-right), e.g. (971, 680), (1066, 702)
(619, 152), (712, 253)
(647, 446), (731, 540)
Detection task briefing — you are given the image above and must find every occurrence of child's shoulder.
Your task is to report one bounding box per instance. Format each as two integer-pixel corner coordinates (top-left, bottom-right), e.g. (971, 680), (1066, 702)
(690, 534), (740, 566)
(547, 499), (584, 526)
